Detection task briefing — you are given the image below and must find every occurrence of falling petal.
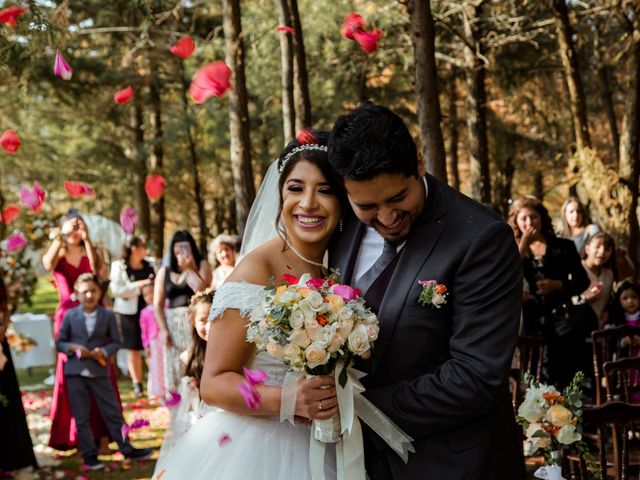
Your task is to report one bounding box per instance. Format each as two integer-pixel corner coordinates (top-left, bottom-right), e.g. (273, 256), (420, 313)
(341, 12), (366, 40)
(53, 50), (73, 80)
(169, 36), (195, 59)
(0, 6), (26, 27)
(354, 28), (382, 54)
(238, 381), (261, 410)
(114, 86), (134, 105)
(6, 232), (28, 253)
(129, 418), (150, 429)
(0, 129), (21, 153)
(64, 181), (93, 199)
(119, 207), (137, 234)
(189, 61), (232, 104)
(162, 389), (181, 408)
(218, 433), (232, 446)
(19, 181), (46, 212)
(242, 367), (268, 387)
(121, 423), (130, 441)
(157, 470), (166, 479)
(296, 129), (317, 145)
(1, 205), (20, 224)
(145, 174), (167, 201)
(276, 26), (295, 35)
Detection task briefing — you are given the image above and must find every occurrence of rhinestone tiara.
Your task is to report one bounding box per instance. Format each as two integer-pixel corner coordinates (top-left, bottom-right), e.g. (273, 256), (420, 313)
(278, 144), (328, 173)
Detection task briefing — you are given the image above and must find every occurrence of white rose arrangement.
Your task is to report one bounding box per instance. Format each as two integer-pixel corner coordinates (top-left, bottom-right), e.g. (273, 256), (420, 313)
(247, 272), (379, 386)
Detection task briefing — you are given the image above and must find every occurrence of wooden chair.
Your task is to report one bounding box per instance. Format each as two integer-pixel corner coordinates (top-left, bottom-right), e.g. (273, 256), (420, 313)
(592, 325), (639, 405)
(510, 335), (546, 409)
(575, 401), (640, 480)
(604, 357), (640, 403)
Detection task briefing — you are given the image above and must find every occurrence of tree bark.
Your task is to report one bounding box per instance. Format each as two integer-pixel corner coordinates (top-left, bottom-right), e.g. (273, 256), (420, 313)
(408, 0), (447, 182)
(223, 0), (256, 236)
(447, 66), (460, 191)
(128, 95), (150, 239)
(0, 181), (6, 240)
(619, 11), (640, 267)
(289, 0), (312, 131)
(178, 61), (209, 256)
(148, 71), (165, 258)
(276, 0), (296, 144)
(462, 2), (491, 202)
(550, 0), (591, 151)
(598, 64), (620, 163)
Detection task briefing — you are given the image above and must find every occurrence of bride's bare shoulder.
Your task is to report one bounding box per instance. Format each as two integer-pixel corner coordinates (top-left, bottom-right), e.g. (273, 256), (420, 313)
(226, 238), (283, 286)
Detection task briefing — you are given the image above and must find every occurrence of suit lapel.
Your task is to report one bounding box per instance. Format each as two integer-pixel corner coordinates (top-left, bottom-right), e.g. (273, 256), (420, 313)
(73, 309), (90, 340)
(369, 175), (447, 378)
(329, 209), (364, 285)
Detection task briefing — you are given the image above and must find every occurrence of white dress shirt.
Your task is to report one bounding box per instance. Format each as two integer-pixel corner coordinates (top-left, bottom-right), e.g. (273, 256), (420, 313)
(84, 309), (98, 337)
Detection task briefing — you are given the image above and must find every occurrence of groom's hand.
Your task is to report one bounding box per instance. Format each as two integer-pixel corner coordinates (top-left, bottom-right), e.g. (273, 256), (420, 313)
(295, 375), (339, 420)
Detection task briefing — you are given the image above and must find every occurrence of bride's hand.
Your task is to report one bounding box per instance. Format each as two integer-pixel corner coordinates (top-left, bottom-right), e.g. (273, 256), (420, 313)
(295, 375), (339, 420)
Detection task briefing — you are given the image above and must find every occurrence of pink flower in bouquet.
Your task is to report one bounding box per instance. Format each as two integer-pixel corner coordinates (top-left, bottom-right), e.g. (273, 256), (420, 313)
(169, 36), (196, 59)
(332, 284), (361, 301)
(0, 6), (26, 27)
(306, 277), (325, 289)
(1, 129), (21, 153)
(145, 174), (167, 201)
(114, 86), (134, 104)
(353, 28), (382, 53)
(20, 181), (46, 212)
(341, 12), (366, 40)
(64, 181), (94, 199)
(242, 367), (268, 387)
(1, 205), (20, 224)
(162, 389), (181, 408)
(218, 433), (232, 447)
(238, 381), (261, 410)
(276, 26), (295, 35)
(53, 50), (73, 80)
(419, 280), (437, 286)
(6, 232), (27, 253)
(119, 207), (137, 234)
(189, 61), (232, 104)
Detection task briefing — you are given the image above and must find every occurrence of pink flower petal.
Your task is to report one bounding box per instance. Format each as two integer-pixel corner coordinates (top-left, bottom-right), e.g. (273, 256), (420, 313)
(0, 129), (21, 153)
(341, 12), (366, 40)
(169, 36), (196, 59)
(119, 207), (137, 234)
(114, 86), (133, 104)
(242, 367), (268, 387)
(306, 278), (325, 290)
(20, 181), (46, 212)
(331, 284), (361, 301)
(0, 6), (26, 27)
(218, 433), (232, 446)
(53, 50), (73, 80)
(276, 26), (295, 35)
(6, 232), (28, 253)
(238, 382), (261, 410)
(354, 28), (382, 54)
(121, 423), (130, 441)
(1, 205), (20, 224)
(189, 61), (232, 104)
(64, 181), (93, 199)
(129, 418), (150, 429)
(145, 174), (167, 201)
(296, 129), (317, 145)
(162, 389), (181, 408)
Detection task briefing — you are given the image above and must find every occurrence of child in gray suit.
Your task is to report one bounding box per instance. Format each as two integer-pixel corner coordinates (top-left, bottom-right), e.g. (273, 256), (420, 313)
(56, 273), (151, 470)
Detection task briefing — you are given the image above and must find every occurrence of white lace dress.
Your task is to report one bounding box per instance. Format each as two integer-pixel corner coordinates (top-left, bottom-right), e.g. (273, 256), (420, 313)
(152, 282), (335, 480)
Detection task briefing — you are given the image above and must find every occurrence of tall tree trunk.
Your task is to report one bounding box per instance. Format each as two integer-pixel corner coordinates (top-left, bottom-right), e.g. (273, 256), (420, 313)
(550, 0), (591, 151)
(463, 2), (491, 202)
(289, 0), (312, 131)
(534, 171), (544, 200)
(0, 182), (6, 240)
(178, 61), (209, 256)
(619, 11), (640, 267)
(408, 0), (447, 182)
(447, 67), (460, 190)
(276, 0), (296, 144)
(148, 71), (165, 258)
(128, 95), (150, 239)
(223, 0), (255, 235)
(598, 64), (620, 163)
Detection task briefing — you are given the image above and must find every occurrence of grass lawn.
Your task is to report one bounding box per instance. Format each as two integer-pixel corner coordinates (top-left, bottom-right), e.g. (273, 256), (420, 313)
(18, 276), (59, 317)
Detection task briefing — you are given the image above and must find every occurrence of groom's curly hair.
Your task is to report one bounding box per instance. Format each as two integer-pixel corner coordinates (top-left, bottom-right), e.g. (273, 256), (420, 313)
(328, 102), (419, 181)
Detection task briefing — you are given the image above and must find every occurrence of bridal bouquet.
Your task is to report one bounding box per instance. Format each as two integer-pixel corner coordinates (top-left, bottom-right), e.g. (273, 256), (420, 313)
(6, 327), (37, 353)
(517, 372), (599, 479)
(247, 272), (378, 387)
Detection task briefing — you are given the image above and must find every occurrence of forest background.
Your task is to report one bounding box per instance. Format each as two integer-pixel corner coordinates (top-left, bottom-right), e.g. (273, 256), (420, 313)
(1, 0), (639, 272)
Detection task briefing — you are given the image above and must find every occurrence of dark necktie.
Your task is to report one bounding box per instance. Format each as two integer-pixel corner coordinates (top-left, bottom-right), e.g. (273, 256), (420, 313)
(355, 240), (398, 295)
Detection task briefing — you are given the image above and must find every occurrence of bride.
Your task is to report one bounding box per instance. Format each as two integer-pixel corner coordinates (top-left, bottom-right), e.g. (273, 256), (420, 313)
(154, 131), (345, 479)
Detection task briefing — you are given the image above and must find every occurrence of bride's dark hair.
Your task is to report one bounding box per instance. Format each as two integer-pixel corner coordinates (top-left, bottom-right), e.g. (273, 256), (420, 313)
(275, 129), (347, 241)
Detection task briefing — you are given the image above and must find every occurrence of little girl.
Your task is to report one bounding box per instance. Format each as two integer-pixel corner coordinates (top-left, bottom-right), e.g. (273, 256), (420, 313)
(581, 232), (617, 326)
(154, 289), (214, 476)
(139, 283), (165, 399)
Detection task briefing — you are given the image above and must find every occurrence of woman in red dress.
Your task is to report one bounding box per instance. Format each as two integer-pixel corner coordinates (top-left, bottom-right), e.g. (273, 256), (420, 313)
(43, 211), (121, 451)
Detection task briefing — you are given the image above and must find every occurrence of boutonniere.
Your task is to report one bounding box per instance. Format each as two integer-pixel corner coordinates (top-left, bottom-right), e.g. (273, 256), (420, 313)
(418, 280), (448, 308)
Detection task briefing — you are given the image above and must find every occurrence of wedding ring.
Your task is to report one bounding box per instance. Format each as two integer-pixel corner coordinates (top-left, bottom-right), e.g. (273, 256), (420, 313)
(318, 401), (323, 411)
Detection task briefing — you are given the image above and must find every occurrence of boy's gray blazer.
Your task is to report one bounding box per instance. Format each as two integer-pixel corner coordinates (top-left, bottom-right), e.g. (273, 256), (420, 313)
(56, 305), (121, 377)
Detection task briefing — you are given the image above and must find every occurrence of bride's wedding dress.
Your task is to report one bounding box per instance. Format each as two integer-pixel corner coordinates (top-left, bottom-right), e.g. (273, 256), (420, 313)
(153, 282), (335, 480)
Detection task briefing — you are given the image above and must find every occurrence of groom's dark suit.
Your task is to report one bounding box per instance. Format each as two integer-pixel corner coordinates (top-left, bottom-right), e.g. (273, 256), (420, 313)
(330, 174), (525, 480)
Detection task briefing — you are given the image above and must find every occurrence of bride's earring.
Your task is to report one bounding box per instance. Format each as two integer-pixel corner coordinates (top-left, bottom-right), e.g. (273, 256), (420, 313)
(339, 218), (343, 232)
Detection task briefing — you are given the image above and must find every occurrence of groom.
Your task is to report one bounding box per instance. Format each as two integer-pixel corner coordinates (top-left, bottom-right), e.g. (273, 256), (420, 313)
(326, 103), (525, 479)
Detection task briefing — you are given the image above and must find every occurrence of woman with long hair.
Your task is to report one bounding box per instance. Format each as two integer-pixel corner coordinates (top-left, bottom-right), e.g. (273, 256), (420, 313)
(558, 196), (600, 255)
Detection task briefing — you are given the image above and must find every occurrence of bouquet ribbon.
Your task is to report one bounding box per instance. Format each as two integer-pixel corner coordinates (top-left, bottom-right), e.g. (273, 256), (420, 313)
(280, 360), (415, 480)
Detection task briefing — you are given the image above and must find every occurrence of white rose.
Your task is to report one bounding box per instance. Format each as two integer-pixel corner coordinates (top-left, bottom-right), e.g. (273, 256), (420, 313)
(348, 324), (371, 356)
(517, 384), (556, 423)
(290, 354), (305, 370)
(338, 307), (355, 322)
(306, 291), (325, 312)
(327, 332), (345, 353)
(266, 340), (284, 359)
(366, 323), (379, 341)
(556, 424), (581, 445)
(432, 293), (445, 307)
(288, 329), (311, 348)
(289, 310), (305, 329)
(304, 317), (323, 342)
(258, 319), (269, 333)
(363, 313), (378, 325)
(336, 318), (354, 338)
(280, 290), (300, 304)
(305, 343), (330, 369)
(525, 423), (551, 450)
(283, 343), (301, 359)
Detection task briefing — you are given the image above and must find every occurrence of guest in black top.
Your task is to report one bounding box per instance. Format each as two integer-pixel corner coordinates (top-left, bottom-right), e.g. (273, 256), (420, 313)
(508, 196), (591, 388)
(0, 276), (38, 472)
(153, 230), (211, 392)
